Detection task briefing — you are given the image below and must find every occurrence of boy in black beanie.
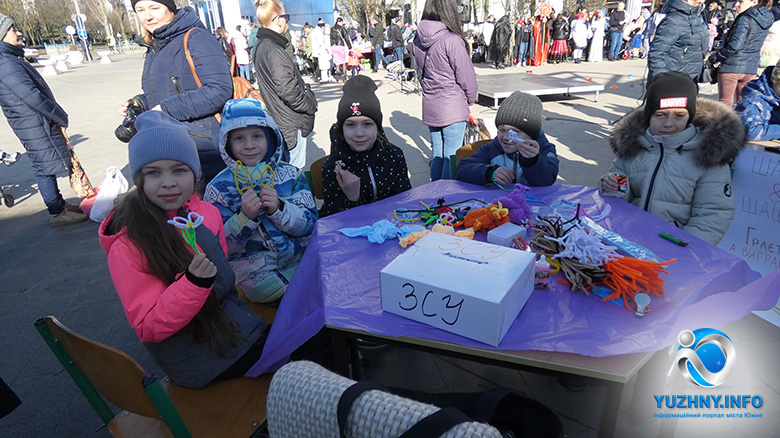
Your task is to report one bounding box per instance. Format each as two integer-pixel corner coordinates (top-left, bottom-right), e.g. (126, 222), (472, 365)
(319, 76), (411, 217)
(600, 71), (745, 245)
(455, 91), (559, 187)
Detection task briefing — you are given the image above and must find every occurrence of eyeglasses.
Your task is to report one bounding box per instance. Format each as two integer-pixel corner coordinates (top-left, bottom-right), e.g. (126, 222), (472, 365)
(274, 13), (290, 22)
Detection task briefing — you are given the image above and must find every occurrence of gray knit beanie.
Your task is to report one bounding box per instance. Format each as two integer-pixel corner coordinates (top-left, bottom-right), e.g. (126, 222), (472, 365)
(0, 13), (15, 41)
(495, 91), (543, 139)
(129, 111), (201, 180)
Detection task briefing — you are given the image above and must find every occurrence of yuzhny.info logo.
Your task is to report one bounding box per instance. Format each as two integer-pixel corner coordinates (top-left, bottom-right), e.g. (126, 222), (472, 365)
(675, 328), (736, 388)
(653, 328), (764, 420)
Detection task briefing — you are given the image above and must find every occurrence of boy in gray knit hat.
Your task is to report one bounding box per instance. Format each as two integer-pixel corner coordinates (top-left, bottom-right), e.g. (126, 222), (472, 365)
(455, 91), (559, 187)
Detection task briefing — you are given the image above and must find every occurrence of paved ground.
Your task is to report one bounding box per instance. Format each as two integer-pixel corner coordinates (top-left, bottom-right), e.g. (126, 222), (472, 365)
(0, 54), (778, 437)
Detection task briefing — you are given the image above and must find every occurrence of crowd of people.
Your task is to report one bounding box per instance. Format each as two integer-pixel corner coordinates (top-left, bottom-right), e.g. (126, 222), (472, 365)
(1, 0), (779, 393)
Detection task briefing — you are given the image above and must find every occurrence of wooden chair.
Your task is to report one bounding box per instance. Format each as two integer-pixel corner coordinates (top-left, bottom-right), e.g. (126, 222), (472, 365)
(449, 139), (491, 178)
(35, 316), (271, 438)
(304, 155), (328, 200)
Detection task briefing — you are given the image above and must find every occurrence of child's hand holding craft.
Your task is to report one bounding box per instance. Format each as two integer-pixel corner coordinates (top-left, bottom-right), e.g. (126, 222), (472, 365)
(258, 186), (279, 214)
(335, 165), (361, 202)
(241, 189), (263, 220)
(189, 253), (217, 279)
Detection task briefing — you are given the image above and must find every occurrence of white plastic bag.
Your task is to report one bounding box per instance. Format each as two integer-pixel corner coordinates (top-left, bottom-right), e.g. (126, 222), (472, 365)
(89, 166), (128, 223)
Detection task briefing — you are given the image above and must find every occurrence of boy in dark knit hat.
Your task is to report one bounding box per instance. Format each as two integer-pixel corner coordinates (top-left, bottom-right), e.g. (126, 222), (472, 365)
(319, 76), (411, 217)
(455, 91), (559, 187)
(600, 71), (745, 245)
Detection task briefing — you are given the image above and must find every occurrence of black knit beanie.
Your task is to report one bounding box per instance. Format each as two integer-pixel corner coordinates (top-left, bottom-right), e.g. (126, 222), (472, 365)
(495, 91), (543, 139)
(337, 76), (383, 131)
(644, 71), (698, 125)
(131, 0), (177, 12)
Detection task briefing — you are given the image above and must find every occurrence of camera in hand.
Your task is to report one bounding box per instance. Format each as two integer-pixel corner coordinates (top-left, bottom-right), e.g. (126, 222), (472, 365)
(115, 96), (146, 143)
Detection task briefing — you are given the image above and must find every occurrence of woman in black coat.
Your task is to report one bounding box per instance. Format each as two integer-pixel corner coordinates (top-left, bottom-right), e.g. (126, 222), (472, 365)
(708, 0), (774, 106)
(0, 15), (87, 226)
(253, 0), (318, 169)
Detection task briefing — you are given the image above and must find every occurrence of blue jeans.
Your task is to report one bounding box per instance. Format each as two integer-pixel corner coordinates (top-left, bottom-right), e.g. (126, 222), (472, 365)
(374, 46), (391, 70)
(429, 121), (467, 181)
(609, 31), (623, 60)
(36, 175), (65, 215)
(518, 41), (529, 64)
(238, 64), (251, 81)
(393, 46), (404, 64)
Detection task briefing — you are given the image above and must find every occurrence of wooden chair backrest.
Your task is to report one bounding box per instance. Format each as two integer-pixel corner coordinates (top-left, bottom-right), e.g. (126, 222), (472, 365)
(455, 139), (491, 166)
(309, 155), (328, 200)
(42, 316), (161, 419)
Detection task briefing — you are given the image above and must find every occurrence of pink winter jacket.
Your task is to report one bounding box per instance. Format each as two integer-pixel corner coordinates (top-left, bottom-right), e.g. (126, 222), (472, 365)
(99, 196), (227, 343)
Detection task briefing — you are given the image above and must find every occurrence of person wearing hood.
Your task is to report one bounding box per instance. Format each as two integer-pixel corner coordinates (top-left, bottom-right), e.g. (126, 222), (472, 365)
(319, 76), (411, 217)
(203, 99), (317, 304)
(253, 0), (318, 170)
(736, 58), (780, 140)
(0, 13), (87, 226)
(600, 72), (745, 245)
(707, 0), (774, 107)
(413, 0), (478, 181)
(120, 0), (233, 183)
(647, 0), (709, 83)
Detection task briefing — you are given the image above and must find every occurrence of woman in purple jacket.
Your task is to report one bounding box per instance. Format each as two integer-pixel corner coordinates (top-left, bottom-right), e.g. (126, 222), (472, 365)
(413, 0), (478, 181)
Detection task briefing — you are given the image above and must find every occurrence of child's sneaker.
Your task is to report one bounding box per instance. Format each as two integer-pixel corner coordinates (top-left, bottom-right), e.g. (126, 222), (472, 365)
(50, 209), (88, 227)
(2, 152), (20, 166)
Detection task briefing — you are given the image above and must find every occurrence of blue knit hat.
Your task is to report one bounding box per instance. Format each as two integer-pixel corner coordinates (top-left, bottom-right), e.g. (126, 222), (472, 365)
(128, 111), (201, 179)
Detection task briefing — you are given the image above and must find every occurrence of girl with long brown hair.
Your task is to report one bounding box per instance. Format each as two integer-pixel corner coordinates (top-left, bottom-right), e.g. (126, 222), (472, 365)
(100, 111), (269, 388)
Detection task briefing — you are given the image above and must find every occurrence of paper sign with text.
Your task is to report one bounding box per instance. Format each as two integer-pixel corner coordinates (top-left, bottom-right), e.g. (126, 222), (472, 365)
(716, 148), (780, 327)
(379, 232), (535, 346)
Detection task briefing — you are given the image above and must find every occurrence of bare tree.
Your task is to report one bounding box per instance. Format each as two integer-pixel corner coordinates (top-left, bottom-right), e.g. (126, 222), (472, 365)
(336, 0), (401, 32)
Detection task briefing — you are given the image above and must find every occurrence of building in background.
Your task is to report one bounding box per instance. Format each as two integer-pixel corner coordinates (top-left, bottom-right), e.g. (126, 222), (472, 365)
(187, 0), (336, 34)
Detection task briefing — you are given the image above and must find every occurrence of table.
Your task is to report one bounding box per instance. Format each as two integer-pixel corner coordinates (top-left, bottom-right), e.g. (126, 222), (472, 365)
(478, 72), (606, 108)
(247, 181), (778, 436)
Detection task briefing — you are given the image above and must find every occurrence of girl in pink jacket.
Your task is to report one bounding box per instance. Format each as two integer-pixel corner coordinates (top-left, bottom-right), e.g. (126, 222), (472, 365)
(99, 111), (268, 388)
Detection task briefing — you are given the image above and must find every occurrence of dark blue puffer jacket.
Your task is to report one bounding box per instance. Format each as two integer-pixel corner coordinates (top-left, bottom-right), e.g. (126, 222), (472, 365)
(647, 0), (709, 81)
(0, 41), (70, 177)
(137, 6), (232, 181)
(709, 6), (773, 74)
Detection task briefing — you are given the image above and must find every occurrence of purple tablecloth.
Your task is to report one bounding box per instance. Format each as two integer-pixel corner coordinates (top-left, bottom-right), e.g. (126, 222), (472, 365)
(247, 181), (778, 376)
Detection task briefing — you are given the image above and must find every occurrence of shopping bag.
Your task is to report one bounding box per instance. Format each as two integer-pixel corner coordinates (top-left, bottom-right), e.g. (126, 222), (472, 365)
(62, 128), (96, 198)
(89, 166), (128, 223)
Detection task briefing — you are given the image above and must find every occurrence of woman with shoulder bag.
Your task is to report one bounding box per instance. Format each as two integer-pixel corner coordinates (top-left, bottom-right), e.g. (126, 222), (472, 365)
(253, 0), (318, 170)
(413, 0), (478, 181)
(119, 0), (233, 183)
(708, 0), (773, 106)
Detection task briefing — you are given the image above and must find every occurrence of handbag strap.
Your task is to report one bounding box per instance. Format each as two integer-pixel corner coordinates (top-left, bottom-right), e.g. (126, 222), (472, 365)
(399, 407), (473, 438)
(337, 381), (385, 438)
(183, 28), (222, 123)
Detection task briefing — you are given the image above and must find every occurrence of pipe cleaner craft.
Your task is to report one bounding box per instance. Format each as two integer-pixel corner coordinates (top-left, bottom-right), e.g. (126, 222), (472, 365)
(393, 198), (486, 227)
(234, 160), (276, 194)
(399, 223), (475, 247)
(494, 184), (533, 225)
(167, 212), (204, 254)
(463, 202), (510, 232)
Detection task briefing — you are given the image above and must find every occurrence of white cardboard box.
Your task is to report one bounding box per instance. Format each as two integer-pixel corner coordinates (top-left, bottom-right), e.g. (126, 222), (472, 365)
(379, 232), (536, 346)
(487, 222), (527, 248)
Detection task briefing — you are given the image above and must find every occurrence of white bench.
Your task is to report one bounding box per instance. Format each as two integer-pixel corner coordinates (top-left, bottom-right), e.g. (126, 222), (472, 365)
(51, 54), (70, 73)
(66, 50), (84, 65)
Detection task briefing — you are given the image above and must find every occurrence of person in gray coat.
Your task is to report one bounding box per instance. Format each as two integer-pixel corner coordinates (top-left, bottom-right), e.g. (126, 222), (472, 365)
(647, 0), (709, 83)
(413, 0), (478, 181)
(600, 72), (745, 245)
(0, 14), (87, 226)
(708, 0), (774, 107)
